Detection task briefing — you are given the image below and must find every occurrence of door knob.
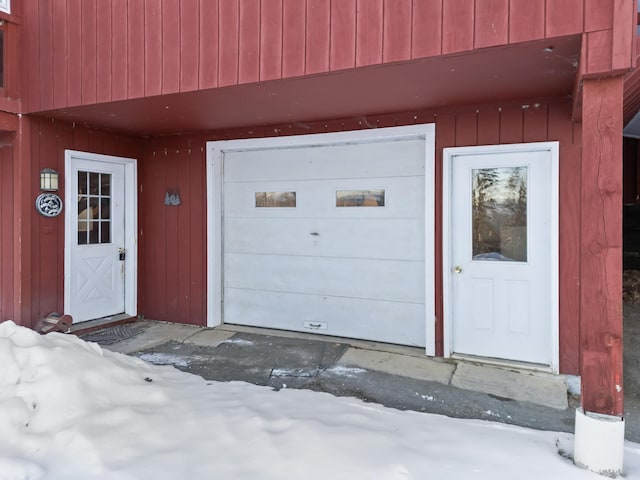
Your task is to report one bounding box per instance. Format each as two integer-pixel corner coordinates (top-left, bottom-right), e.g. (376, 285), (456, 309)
(454, 266), (462, 274)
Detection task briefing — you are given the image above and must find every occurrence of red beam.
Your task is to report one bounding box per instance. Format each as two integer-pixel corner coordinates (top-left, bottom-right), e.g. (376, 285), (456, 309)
(580, 77), (624, 416)
(12, 116), (32, 327)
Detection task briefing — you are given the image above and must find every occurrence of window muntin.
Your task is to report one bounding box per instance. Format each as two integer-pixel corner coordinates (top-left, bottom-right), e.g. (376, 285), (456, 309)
(77, 171), (112, 245)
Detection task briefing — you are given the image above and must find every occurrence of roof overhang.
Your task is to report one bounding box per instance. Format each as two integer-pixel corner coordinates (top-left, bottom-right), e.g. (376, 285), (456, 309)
(35, 36), (580, 136)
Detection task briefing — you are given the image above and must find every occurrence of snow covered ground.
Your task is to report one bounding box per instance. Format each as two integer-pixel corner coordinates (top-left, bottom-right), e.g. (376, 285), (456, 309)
(1, 320), (639, 480)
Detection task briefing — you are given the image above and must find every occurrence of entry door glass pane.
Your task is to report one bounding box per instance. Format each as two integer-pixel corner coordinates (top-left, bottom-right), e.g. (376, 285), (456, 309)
(77, 171), (112, 245)
(472, 166), (527, 262)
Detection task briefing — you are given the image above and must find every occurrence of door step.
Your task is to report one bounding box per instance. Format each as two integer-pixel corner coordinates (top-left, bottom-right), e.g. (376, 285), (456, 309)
(69, 314), (137, 336)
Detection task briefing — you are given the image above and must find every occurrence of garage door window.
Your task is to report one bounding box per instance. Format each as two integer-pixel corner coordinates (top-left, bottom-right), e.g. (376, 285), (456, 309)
(255, 191), (296, 208)
(336, 189), (385, 207)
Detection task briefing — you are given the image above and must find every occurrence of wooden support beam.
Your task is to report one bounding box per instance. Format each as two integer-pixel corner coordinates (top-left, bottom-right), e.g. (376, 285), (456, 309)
(12, 115), (32, 327)
(580, 77), (624, 416)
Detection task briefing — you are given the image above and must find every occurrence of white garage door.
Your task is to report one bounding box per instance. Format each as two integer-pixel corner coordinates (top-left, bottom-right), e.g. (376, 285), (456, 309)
(208, 126), (434, 348)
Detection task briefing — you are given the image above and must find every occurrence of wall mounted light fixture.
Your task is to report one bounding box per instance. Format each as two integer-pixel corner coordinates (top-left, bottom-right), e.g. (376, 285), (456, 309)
(40, 168), (59, 192)
(36, 168), (63, 217)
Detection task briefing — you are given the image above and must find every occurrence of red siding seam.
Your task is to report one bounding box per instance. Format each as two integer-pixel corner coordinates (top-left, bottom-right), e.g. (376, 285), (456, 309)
(128, 0), (146, 99)
(38, 0), (54, 111)
(198, 0), (219, 89)
(380, 0), (385, 61)
(439, 0), (444, 55)
(472, 0), (476, 49)
(144, 0), (162, 97)
(237, 1), (241, 83)
(329, 0), (356, 70)
(328, 0), (332, 70)
(96, 0), (113, 104)
(52, 0), (67, 109)
(161, 0), (181, 94)
(409, 0), (413, 57)
(507, 0), (510, 44)
(111, 0), (128, 101)
(180, 0), (200, 92)
(280, 0), (284, 78)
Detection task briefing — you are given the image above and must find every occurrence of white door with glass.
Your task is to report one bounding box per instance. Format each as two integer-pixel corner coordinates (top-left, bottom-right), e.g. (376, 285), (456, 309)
(65, 152), (137, 323)
(444, 143), (558, 368)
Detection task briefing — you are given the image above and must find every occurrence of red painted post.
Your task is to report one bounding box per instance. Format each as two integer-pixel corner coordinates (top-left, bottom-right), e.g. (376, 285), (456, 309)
(580, 77), (624, 417)
(12, 115), (33, 327)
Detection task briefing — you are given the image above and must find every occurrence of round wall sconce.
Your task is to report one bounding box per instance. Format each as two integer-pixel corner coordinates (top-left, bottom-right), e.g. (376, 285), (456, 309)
(40, 168), (59, 192)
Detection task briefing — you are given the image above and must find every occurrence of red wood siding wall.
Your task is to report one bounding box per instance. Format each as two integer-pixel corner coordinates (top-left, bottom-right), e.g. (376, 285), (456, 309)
(25, 117), (143, 327)
(137, 98), (580, 374)
(22, 0), (631, 113)
(0, 138), (14, 321)
(138, 138), (207, 325)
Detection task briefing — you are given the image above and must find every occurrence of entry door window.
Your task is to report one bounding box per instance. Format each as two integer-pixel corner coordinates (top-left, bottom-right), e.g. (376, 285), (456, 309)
(77, 171), (111, 245)
(472, 166), (527, 262)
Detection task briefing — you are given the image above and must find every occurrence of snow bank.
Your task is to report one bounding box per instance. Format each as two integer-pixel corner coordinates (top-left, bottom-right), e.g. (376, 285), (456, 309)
(0, 320), (638, 480)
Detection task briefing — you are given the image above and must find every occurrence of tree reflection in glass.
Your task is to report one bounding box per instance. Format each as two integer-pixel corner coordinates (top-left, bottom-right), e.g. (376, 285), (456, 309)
(472, 166), (527, 262)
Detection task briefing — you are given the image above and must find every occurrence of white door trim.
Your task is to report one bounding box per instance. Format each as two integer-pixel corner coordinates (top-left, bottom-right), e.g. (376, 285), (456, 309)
(206, 124), (436, 355)
(64, 150), (138, 321)
(442, 142), (559, 372)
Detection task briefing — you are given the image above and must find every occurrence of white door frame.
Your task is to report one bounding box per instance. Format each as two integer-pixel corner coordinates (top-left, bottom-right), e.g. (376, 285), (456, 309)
(206, 124), (437, 355)
(64, 150), (138, 321)
(442, 142), (559, 372)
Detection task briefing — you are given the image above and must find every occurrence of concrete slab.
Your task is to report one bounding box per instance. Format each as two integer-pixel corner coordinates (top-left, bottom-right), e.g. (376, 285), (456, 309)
(135, 332), (350, 390)
(80, 321), (589, 439)
(183, 329), (236, 347)
(338, 347), (455, 385)
(104, 322), (204, 354)
(451, 362), (569, 410)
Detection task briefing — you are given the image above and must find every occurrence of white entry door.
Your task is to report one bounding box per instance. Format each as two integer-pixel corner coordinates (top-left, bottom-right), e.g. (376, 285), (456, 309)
(444, 143), (558, 368)
(65, 151), (138, 323)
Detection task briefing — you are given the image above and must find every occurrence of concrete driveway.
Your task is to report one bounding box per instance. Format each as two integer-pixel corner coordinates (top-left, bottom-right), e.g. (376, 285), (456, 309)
(77, 320), (599, 439)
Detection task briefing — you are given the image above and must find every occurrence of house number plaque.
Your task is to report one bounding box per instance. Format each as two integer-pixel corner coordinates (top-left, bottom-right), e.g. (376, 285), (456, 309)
(35, 193), (63, 217)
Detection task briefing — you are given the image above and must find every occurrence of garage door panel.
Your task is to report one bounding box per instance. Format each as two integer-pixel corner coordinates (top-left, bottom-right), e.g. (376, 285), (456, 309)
(225, 218), (425, 260)
(213, 125), (434, 348)
(224, 139), (425, 183)
(224, 176), (425, 219)
(224, 288), (426, 347)
(224, 253), (425, 304)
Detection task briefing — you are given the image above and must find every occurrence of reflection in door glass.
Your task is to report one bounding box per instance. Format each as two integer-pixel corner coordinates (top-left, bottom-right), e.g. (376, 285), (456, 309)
(77, 171), (112, 245)
(472, 166), (527, 262)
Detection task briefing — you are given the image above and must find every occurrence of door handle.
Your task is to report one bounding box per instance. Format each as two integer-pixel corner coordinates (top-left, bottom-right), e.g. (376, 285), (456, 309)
(118, 248), (126, 261)
(454, 266), (462, 274)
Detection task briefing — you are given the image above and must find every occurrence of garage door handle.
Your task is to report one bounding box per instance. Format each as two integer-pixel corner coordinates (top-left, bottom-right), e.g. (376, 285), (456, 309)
(310, 232), (320, 236)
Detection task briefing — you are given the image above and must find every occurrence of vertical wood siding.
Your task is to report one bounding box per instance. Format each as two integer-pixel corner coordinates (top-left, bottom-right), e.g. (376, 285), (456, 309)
(24, 117), (143, 327)
(22, 0), (631, 113)
(138, 137), (207, 325)
(0, 141), (14, 322)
